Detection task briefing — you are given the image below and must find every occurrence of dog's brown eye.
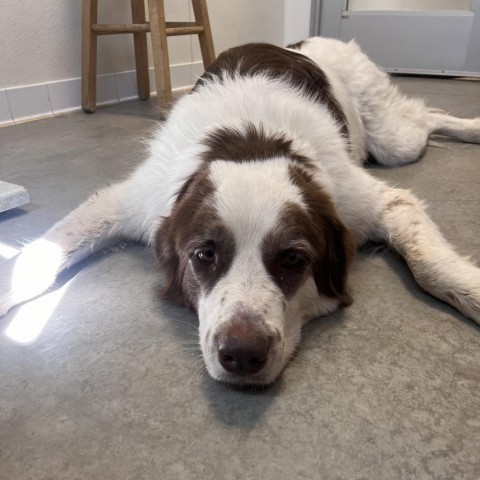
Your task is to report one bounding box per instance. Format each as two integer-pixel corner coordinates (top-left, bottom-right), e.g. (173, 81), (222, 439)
(283, 251), (305, 267)
(197, 248), (216, 263)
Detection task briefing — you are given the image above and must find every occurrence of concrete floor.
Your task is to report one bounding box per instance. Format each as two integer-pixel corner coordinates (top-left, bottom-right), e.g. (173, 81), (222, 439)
(0, 77), (479, 480)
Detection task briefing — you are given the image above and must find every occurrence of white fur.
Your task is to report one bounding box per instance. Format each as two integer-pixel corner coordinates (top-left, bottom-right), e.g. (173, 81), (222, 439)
(1, 37), (479, 384)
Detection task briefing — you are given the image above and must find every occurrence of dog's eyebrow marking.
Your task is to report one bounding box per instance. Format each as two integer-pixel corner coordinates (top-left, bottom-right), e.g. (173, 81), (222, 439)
(193, 42), (349, 140)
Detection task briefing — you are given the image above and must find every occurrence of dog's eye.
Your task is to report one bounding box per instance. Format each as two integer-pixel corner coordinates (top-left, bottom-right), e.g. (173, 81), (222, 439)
(283, 251), (305, 268)
(196, 248), (216, 263)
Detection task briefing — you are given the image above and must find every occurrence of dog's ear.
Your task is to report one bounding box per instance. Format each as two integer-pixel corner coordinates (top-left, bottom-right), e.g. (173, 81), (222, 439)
(313, 216), (356, 306)
(153, 217), (186, 306)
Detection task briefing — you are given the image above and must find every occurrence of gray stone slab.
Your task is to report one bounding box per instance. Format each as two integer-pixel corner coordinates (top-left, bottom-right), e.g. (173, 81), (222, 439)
(0, 180), (30, 213)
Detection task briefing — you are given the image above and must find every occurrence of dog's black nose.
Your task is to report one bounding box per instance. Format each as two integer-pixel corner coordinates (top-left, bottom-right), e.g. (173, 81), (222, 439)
(218, 326), (269, 375)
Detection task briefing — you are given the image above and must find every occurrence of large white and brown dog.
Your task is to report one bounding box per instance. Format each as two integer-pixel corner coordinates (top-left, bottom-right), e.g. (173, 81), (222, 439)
(1, 37), (479, 385)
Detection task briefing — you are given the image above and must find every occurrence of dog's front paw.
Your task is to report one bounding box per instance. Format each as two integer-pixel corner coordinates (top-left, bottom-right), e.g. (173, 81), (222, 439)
(438, 262), (480, 326)
(470, 117), (480, 144)
(0, 240), (64, 318)
(446, 287), (480, 326)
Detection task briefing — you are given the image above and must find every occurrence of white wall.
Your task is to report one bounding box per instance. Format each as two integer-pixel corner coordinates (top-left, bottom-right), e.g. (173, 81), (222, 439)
(284, 0), (312, 45)
(0, 0), (288, 89)
(0, 0), (310, 125)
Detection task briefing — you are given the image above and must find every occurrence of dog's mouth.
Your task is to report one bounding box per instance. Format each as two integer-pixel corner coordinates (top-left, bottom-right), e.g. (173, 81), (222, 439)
(212, 363), (281, 386)
(203, 340), (285, 386)
(217, 371), (277, 387)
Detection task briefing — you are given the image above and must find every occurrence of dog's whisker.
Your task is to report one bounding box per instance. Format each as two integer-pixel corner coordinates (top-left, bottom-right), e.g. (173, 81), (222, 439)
(165, 347), (201, 356)
(172, 331), (199, 338)
(186, 362), (207, 387)
(165, 340), (200, 348)
(173, 319), (200, 331)
(163, 340), (199, 349)
(189, 355), (206, 368)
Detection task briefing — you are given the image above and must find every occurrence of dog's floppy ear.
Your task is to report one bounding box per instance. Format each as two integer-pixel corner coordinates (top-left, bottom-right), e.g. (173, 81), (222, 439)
(153, 217), (186, 306)
(313, 215), (356, 306)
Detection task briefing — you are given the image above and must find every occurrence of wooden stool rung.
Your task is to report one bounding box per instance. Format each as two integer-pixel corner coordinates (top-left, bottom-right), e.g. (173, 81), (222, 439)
(92, 23), (150, 35)
(166, 23), (205, 36)
(91, 22), (204, 36)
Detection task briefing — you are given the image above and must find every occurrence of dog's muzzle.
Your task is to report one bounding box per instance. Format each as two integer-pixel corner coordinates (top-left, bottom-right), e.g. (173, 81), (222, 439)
(217, 320), (271, 375)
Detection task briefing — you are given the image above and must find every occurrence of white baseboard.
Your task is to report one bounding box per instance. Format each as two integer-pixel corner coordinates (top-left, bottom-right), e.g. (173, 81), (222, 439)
(0, 61), (205, 127)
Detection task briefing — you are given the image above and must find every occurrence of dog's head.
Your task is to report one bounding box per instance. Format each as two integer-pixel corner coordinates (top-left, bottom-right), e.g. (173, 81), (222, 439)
(154, 152), (354, 385)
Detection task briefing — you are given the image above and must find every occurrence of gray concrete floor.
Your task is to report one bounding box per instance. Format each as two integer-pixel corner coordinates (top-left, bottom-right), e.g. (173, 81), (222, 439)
(0, 78), (479, 480)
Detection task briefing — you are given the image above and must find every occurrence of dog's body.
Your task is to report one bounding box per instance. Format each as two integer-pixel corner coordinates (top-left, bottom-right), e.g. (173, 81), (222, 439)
(1, 37), (480, 384)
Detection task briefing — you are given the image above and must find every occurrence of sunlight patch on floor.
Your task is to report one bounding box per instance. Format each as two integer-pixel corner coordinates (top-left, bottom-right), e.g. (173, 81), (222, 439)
(12, 239), (63, 301)
(4, 286), (68, 344)
(0, 241), (19, 260)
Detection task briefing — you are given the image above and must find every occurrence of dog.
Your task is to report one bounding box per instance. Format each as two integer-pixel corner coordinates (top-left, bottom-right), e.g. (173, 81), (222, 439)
(1, 37), (479, 385)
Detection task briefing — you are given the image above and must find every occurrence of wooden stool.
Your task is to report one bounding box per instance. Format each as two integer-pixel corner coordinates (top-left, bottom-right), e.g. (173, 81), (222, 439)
(82, 0), (216, 113)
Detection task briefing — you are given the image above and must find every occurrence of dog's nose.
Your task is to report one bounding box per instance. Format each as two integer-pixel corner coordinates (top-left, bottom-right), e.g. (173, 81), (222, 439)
(217, 326), (269, 375)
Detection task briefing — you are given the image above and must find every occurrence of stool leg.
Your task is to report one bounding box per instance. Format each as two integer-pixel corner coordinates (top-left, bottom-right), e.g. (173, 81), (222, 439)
(82, 0), (98, 113)
(191, 0), (216, 69)
(131, 0), (150, 100)
(148, 0), (172, 106)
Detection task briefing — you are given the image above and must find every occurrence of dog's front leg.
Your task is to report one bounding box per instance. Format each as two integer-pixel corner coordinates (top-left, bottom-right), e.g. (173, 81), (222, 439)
(0, 182), (129, 318)
(376, 186), (480, 324)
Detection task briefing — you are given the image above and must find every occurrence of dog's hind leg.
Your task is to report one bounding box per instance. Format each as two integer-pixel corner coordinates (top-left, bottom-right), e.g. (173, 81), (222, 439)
(300, 38), (480, 166)
(428, 112), (480, 144)
(366, 107), (480, 167)
(0, 182), (133, 317)
(374, 185), (480, 324)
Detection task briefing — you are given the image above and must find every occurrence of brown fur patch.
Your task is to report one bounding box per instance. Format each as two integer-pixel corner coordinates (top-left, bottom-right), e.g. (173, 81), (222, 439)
(262, 203), (319, 298)
(386, 197), (416, 211)
(285, 164), (356, 304)
(153, 166), (235, 311)
(201, 122), (313, 165)
(286, 39), (307, 50)
(193, 43), (349, 139)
